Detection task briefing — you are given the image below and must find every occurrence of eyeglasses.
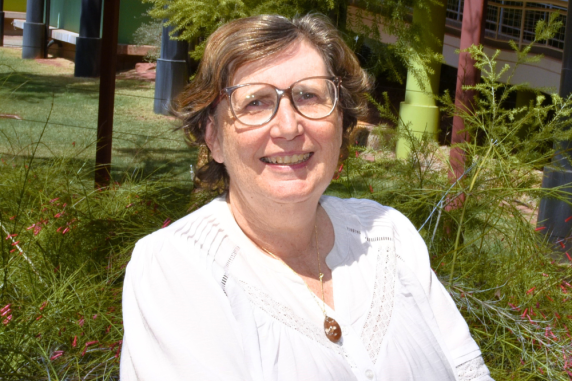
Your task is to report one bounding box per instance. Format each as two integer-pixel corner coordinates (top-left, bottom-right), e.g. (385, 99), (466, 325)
(220, 76), (341, 126)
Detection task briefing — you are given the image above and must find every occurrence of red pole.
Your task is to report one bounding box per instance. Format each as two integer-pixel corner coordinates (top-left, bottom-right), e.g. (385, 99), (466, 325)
(95, 0), (120, 188)
(449, 0), (488, 189)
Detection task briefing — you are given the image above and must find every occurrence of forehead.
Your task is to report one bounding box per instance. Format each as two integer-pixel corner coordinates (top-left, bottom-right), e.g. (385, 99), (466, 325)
(231, 40), (330, 87)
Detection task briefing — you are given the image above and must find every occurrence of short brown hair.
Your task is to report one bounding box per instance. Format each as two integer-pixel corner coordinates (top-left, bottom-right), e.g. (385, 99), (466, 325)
(177, 14), (371, 189)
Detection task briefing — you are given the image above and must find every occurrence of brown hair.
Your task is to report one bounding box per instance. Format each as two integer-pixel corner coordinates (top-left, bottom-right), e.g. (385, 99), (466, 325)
(177, 14), (371, 189)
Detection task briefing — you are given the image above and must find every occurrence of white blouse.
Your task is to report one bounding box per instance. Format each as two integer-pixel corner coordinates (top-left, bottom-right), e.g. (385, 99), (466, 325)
(120, 196), (493, 381)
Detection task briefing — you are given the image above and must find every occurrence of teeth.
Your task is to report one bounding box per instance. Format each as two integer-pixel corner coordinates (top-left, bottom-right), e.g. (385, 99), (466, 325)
(262, 153), (311, 165)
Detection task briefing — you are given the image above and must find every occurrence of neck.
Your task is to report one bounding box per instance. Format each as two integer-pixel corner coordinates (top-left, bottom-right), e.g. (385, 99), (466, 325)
(227, 187), (325, 261)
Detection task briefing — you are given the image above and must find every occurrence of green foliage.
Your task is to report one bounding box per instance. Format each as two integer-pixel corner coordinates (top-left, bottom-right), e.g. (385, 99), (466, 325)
(141, 0), (444, 82)
(326, 16), (572, 380)
(0, 49), (204, 379)
(143, 0), (343, 61)
(0, 130), (208, 379)
(132, 18), (163, 63)
(349, 0), (446, 84)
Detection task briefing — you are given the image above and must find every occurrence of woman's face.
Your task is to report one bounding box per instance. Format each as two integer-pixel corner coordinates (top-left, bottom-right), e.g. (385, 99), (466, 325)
(206, 40), (343, 205)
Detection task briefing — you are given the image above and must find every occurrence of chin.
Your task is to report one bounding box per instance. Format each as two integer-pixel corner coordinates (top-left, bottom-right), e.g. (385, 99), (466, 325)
(265, 180), (328, 204)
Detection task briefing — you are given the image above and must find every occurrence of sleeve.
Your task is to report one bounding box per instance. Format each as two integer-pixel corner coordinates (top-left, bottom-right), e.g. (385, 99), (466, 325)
(120, 232), (251, 381)
(391, 209), (494, 381)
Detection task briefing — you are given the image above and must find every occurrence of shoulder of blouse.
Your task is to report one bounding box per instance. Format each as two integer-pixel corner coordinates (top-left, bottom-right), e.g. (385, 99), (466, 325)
(321, 196), (429, 270)
(130, 196), (230, 263)
(321, 196), (416, 234)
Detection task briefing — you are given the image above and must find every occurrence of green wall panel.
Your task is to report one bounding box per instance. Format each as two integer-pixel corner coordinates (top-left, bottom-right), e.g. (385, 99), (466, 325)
(48, 0), (81, 33)
(16, 0), (151, 45)
(4, 0), (26, 12)
(118, 0), (152, 44)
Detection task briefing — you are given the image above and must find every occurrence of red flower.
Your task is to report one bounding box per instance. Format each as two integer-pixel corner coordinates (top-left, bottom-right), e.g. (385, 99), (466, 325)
(2, 315), (12, 325)
(72, 336), (77, 347)
(113, 340), (123, 358)
(162, 219), (171, 228)
(50, 350), (64, 360)
(82, 341), (99, 356)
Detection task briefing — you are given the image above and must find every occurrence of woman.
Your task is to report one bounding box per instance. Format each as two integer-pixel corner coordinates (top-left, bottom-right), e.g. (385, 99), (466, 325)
(121, 14), (493, 381)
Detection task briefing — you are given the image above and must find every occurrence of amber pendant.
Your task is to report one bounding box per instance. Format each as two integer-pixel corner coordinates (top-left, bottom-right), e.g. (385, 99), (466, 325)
(324, 316), (342, 343)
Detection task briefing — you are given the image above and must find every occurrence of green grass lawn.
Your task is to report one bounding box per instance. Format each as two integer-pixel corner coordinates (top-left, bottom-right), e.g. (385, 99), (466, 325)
(0, 47), (196, 183)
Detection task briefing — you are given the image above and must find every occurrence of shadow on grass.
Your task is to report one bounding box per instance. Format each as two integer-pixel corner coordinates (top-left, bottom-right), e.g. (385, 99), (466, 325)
(3, 146), (198, 184)
(1, 71), (158, 103)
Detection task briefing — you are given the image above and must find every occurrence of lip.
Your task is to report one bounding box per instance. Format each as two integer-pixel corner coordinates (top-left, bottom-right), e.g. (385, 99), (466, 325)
(260, 152), (314, 167)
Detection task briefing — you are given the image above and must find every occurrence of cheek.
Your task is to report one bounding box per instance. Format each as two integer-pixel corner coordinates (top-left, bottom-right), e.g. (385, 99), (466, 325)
(219, 128), (263, 170)
(331, 122), (343, 152)
(319, 125), (343, 169)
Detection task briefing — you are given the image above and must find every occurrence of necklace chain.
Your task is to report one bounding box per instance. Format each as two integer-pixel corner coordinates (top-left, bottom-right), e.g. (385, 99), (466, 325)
(231, 205), (342, 343)
(255, 224), (328, 317)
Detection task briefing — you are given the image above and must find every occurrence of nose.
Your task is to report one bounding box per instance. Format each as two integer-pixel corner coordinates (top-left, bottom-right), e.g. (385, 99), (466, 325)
(269, 95), (304, 140)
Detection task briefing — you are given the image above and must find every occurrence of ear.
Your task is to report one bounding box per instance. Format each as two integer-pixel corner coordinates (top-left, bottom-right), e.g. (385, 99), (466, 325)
(205, 116), (224, 164)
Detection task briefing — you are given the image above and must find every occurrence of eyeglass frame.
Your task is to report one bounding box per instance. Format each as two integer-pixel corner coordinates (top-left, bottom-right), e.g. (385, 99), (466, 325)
(218, 76), (342, 127)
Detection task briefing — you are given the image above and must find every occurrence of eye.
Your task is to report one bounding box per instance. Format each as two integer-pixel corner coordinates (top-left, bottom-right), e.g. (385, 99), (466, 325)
(247, 99), (264, 107)
(295, 90), (321, 105)
(302, 92), (318, 100)
(244, 98), (273, 111)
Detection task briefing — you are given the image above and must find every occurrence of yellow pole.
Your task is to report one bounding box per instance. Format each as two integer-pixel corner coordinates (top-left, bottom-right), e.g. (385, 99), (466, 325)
(396, 2), (447, 158)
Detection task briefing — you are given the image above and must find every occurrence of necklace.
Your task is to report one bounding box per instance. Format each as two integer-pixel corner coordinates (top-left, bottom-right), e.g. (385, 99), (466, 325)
(253, 224), (342, 343)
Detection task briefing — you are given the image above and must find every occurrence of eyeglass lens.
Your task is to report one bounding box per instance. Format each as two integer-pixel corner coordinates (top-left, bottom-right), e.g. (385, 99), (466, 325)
(230, 78), (337, 126)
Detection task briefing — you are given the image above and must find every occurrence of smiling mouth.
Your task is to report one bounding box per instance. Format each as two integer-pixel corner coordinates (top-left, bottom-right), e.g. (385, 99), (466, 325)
(260, 153), (313, 165)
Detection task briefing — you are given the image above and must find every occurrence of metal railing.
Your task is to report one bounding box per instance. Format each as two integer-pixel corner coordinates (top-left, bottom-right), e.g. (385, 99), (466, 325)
(446, 0), (567, 51)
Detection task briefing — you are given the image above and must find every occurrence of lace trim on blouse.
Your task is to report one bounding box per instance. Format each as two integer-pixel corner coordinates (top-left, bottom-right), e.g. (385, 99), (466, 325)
(360, 238), (397, 364)
(240, 281), (356, 368)
(455, 356), (491, 381)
